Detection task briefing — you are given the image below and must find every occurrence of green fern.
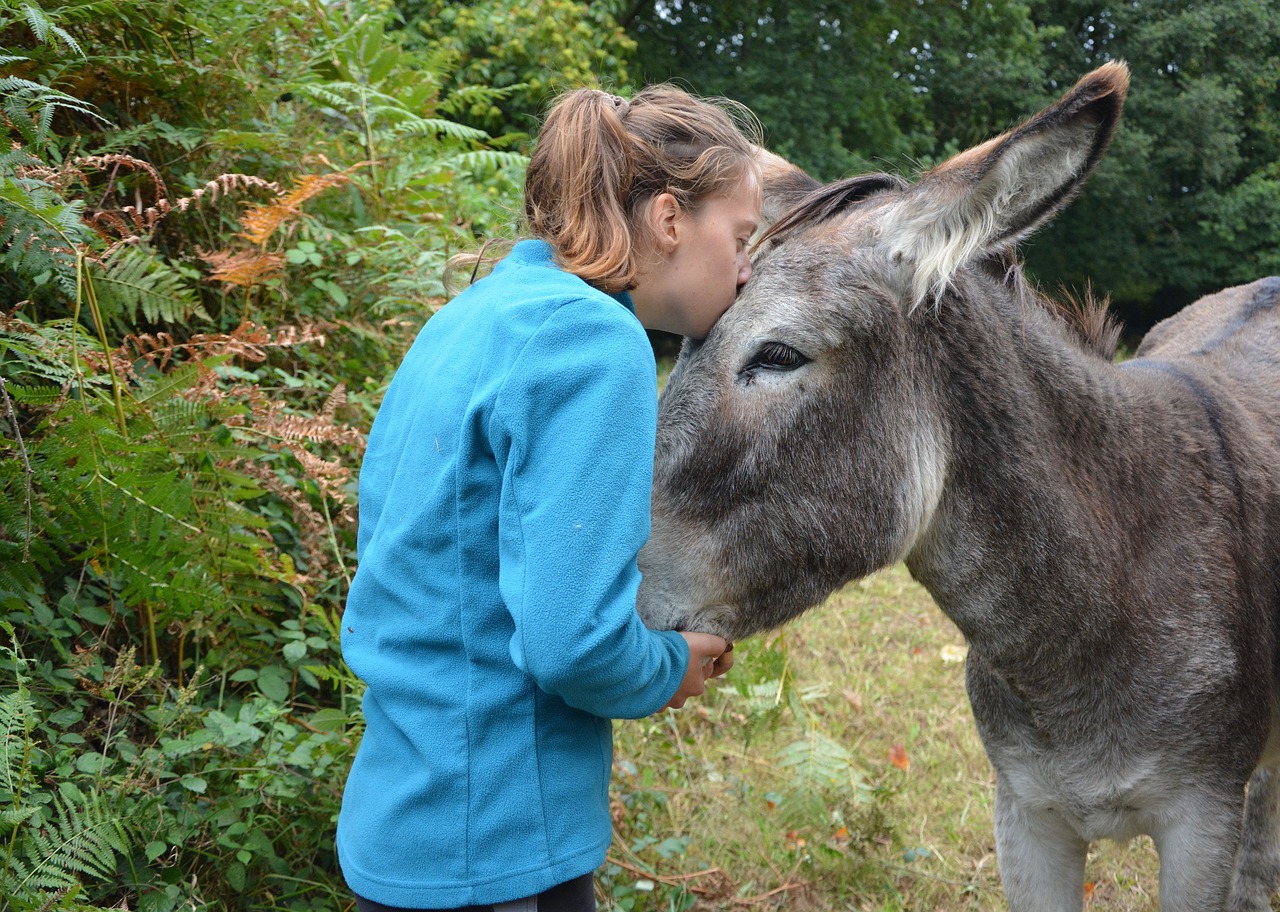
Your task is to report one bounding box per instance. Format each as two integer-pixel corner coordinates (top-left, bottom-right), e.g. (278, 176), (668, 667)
(437, 82), (524, 119)
(16, 786), (131, 892)
(775, 730), (864, 792)
(0, 650), (36, 799)
(91, 246), (210, 328)
(6, 4), (84, 57)
(2, 382), (63, 406)
(453, 149), (529, 174)
(391, 115), (489, 143)
(0, 177), (89, 297)
(0, 318), (97, 389)
(0, 71), (105, 149)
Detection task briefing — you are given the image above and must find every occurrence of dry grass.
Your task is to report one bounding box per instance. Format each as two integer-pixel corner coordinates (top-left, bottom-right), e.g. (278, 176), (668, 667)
(609, 565), (1162, 911)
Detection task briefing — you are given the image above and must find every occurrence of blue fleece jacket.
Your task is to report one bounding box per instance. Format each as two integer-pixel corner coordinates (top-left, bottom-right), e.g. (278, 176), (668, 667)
(336, 239), (689, 908)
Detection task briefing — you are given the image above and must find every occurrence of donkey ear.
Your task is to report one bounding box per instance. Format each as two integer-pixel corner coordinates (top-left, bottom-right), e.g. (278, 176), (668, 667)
(754, 146), (823, 232)
(879, 61), (1130, 309)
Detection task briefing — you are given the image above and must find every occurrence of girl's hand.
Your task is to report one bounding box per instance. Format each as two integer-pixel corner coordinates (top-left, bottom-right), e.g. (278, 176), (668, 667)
(664, 632), (731, 709)
(707, 641), (734, 679)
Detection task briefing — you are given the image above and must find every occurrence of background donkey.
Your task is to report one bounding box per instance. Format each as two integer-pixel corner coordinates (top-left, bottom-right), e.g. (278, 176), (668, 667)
(635, 62), (1280, 911)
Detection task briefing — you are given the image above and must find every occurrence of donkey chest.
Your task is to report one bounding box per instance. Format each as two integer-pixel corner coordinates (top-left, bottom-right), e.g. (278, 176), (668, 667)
(990, 742), (1177, 842)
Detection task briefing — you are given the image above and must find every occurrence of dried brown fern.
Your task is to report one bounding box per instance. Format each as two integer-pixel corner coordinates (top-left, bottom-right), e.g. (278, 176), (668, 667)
(253, 383), (363, 450)
(199, 248), (286, 288)
(115, 172), (282, 237)
(237, 172), (354, 247)
(232, 382), (362, 575)
(108, 322), (327, 386)
(290, 445), (352, 505)
(234, 457), (333, 574)
(21, 154), (283, 250)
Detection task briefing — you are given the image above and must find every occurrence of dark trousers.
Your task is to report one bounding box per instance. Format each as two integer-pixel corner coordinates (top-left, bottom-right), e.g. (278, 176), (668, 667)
(354, 872), (596, 912)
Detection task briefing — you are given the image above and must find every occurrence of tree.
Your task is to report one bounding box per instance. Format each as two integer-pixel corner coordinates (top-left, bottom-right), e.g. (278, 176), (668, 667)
(625, 0), (928, 180)
(1025, 0), (1280, 331)
(625, 0), (1054, 181)
(395, 0), (635, 143)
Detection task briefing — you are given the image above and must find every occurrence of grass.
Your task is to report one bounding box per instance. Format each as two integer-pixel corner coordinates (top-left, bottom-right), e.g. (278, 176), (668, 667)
(608, 564), (1162, 911)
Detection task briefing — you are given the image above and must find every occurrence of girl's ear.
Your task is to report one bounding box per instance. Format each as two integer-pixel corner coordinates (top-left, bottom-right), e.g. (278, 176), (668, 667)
(645, 192), (682, 254)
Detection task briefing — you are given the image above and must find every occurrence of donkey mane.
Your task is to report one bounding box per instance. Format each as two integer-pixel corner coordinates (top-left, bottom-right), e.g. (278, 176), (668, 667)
(1048, 283), (1123, 360)
(755, 172), (908, 250)
(983, 248), (1123, 361)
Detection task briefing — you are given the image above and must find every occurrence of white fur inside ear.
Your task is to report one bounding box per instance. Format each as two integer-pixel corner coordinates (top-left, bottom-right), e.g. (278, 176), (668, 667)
(880, 127), (1097, 312)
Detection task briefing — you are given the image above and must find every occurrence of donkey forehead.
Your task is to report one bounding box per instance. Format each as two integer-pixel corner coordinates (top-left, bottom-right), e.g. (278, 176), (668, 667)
(726, 215), (899, 345)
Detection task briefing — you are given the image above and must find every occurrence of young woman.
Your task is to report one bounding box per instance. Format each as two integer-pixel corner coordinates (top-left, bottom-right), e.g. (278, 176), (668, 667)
(337, 85), (763, 912)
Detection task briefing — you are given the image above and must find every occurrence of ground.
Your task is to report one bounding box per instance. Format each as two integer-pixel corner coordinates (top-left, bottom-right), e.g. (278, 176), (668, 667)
(609, 565), (1163, 911)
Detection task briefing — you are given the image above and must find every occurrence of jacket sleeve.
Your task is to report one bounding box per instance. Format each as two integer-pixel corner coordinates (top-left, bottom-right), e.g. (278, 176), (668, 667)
(492, 297), (689, 719)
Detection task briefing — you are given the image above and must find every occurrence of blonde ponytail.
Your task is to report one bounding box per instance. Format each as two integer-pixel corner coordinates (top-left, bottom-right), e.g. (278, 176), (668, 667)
(524, 86), (762, 293)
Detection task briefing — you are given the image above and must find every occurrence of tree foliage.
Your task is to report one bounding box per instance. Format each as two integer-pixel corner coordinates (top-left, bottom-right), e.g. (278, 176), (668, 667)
(625, 0), (928, 179)
(626, 0), (1280, 332)
(396, 0), (635, 140)
(1026, 0), (1280, 327)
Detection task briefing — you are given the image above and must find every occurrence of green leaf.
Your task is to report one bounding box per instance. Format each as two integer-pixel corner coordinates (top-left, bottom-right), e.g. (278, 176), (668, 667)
(226, 860), (247, 892)
(74, 751), (108, 774)
(78, 603), (110, 625)
(256, 666), (290, 703)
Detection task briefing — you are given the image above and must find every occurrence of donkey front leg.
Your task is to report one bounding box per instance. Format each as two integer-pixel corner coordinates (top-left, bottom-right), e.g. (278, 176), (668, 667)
(993, 779), (1089, 912)
(1150, 792), (1246, 912)
(1230, 766), (1280, 912)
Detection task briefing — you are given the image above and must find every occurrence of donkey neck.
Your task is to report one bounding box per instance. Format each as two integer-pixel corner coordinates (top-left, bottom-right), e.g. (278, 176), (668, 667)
(904, 278), (1151, 657)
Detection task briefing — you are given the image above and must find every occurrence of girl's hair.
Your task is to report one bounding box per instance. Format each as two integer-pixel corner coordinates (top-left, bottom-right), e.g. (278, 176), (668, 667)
(526, 86), (762, 293)
(448, 86), (762, 295)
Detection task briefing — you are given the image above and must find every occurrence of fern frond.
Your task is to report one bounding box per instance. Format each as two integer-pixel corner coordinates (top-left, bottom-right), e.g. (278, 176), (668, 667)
(132, 356), (225, 404)
(1, 317), (100, 388)
(17, 3), (85, 56)
(775, 730), (861, 790)
(0, 76), (105, 146)
(18, 787), (131, 892)
(392, 117), (489, 143)
(452, 150), (529, 174)
(0, 805), (38, 829)
(439, 82), (524, 118)
(118, 171), (282, 237)
(27, 152), (166, 198)
(237, 172), (354, 246)
(200, 248), (285, 287)
(0, 678), (36, 798)
(1, 383), (62, 407)
(288, 81), (363, 113)
(0, 177), (89, 296)
(92, 245), (208, 326)
(257, 409), (362, 448)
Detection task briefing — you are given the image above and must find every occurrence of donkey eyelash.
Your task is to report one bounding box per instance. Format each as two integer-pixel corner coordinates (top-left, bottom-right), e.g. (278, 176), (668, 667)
(741, 342), (808, 375)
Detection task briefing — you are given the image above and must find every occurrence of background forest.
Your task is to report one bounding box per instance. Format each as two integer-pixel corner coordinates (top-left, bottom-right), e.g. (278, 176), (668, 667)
(1, 1), (1277, 910)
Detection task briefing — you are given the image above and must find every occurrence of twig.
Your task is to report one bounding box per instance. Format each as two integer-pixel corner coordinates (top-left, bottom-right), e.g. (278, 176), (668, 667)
(604, 854), (809, 907)
(0, 377), (34, 561)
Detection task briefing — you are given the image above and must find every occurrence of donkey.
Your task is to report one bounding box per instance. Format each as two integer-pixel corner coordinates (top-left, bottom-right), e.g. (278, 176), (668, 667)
(635, 62), (1280, 912)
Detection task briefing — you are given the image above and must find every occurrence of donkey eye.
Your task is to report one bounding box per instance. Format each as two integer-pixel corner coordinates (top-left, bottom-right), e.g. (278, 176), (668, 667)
(743, 342), (808, 375)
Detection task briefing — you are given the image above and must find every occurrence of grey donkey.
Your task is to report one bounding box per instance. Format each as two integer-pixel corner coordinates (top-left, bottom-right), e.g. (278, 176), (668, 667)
(636, 61), (1280, 911)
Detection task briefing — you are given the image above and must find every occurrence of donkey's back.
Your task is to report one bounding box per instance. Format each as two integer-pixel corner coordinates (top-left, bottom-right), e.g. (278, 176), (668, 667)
(1130, 275), (1280, 555)
(1138, 276), (1280, 385)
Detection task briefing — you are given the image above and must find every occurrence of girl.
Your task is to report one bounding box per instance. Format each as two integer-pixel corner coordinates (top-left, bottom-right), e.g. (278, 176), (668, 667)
(337, 85), (763, 912)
